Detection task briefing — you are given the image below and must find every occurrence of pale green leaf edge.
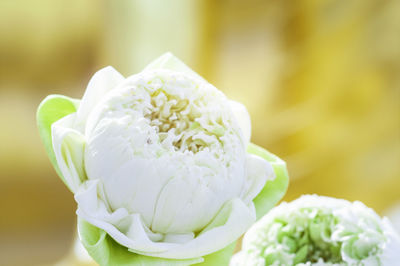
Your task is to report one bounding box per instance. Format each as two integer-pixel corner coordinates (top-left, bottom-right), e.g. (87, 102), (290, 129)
(37, 95), (289, 266)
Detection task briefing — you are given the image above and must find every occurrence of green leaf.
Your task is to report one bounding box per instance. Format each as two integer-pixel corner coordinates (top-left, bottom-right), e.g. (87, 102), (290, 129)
(36, 94), (79, 190)
(247, 143), (289, 220)
(78, 218), (203, 266)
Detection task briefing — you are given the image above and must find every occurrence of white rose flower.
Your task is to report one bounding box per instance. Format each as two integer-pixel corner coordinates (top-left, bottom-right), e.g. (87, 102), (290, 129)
(231, 195), (400, 266)
(37, 53), (289, 265)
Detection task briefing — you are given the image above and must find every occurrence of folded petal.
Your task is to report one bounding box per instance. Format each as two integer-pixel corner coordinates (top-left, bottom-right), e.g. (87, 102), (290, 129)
(247, 143), (289, 220)
(75, 66), (124, 131)
(381, 218), (400, 265)
(76, 180), (170, 253)
(144, 52), (204, 81)
(134, 198), (255, 259)
(52, 113), (86, 192)
(230, 100), (251, 145)
(78, 218), (203, 266)
(75, 179), (255, 259)
(98, 157), (179, 229)
(242, 153), (275, 205)
(37, 95), (79, 189)
(151, 169), (234, 235)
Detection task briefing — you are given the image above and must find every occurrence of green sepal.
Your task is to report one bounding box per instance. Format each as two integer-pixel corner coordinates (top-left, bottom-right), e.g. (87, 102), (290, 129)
(36, 94), (79, 190)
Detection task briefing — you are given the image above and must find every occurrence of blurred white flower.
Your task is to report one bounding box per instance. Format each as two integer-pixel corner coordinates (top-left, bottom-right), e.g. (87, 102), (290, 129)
(231, 195), (400, 266)
(50, 53), (276, 260)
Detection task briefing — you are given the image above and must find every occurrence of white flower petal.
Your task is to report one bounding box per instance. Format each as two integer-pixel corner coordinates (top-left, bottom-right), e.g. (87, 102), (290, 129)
(98, 157), (177, 228)
(229, 100), (251, 144)
(75, 66), (124, 131)
(163, 233), (195, 244)
(242, 153), (275, 204)
(151, 172), (225, 234)
(76, 180), (170, 253)
(381, 217), (400, 265)
(144, 52), (204, 81)
(76, 180), (255, 259)
(52, 113), (86, 192)
(134, 198), (256, 259)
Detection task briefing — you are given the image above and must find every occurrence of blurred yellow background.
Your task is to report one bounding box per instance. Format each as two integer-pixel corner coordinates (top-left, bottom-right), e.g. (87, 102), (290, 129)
(0, 0), (399, 265)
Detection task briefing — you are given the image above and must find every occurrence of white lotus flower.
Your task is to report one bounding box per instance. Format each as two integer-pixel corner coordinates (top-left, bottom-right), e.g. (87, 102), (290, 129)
(37, 53), (289, 265)
(231, 195), (400, 266)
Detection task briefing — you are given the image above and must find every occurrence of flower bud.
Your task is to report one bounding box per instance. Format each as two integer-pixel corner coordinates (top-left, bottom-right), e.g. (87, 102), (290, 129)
(37, 53), (289, 264)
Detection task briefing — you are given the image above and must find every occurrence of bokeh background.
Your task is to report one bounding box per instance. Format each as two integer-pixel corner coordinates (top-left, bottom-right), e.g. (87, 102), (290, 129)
(1, 0), (399, 265)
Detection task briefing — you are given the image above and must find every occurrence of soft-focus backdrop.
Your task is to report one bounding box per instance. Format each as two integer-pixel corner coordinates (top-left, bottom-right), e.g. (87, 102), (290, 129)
(1, 1), (399, 265)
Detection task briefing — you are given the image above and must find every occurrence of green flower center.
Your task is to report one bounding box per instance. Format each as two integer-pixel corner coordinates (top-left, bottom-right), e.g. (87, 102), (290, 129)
(265, 209), (342, 264)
